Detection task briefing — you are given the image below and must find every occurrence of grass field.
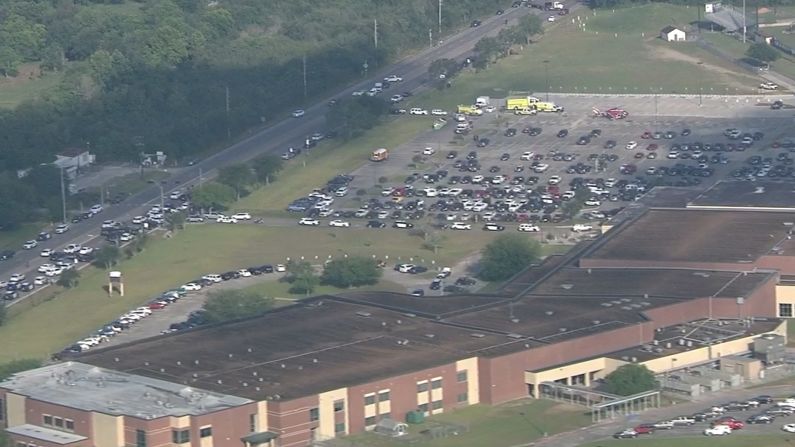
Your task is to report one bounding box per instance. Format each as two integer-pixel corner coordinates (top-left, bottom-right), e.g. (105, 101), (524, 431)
(0, 63), (62, 109)
(579, 434), (795, 447)
(344, 400), (591, 447)
(0, 223), (43, 252)
(0, 224), (501, 363)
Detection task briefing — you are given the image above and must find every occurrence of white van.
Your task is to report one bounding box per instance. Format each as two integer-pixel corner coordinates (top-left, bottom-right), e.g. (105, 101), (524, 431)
(475, 96), (490, 107)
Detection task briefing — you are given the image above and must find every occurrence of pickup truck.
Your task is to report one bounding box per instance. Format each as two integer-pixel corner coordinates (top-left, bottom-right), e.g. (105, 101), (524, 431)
(651, 421), (674, 430)
(670, 416), (696, 426)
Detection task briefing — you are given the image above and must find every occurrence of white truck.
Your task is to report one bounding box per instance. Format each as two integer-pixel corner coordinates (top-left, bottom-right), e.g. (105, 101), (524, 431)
(475, 96), (490, 107)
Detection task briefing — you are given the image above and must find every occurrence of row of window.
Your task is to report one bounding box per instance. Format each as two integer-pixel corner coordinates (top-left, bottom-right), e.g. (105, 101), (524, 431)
(780, 303), (793, 317)
(172, 427), (213, 444)
(42, 415), (75, 432)
(364, 413), (392, 427)
(417, 378), (442, 393)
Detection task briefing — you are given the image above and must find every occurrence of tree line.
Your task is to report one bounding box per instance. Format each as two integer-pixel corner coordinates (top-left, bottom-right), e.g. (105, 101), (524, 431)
(0, 0), (511, 230)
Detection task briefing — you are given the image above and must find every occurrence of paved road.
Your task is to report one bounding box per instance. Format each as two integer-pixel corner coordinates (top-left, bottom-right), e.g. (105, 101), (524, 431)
(1, 4), (553, 303)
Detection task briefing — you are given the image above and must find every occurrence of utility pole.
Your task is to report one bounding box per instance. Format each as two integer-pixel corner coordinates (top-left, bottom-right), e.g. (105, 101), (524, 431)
(225, 85), (231, 140)
(60, 167), (67, 224)
(438, 0), (443, 35)
(429, 28), (433, 49)
(158, 184), (164, 210)
(743, 0), (747, 43)
(302, 55), (308, 98)
(374, 19), (378, 49)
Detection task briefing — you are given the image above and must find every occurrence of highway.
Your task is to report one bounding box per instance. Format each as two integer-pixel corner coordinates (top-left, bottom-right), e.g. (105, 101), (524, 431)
(1, 4), (548, 298)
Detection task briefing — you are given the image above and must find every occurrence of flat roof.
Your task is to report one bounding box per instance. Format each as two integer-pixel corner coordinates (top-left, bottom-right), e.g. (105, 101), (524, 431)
(689, 181), (795, 210)
(528, 267), (775, 300)
(0, 362), (251, 419)
(585, 209), (795, 264)
(6, 424), (87, 445)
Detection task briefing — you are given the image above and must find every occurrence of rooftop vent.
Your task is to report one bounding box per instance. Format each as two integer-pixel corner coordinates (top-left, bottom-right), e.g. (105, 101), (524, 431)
(247, 347), (253, 353)
(242, 382), (248, 387)
(159, 368), (165, 373)
(470, 333), (486, 338)
(252, 371), (258, 376)
(396, 339), (410, 345)
(601, 302), (613, 307)
(216, 379), (223, 384)
(144, 361), (150, 366)
(312, 358), (318, 363)
(228, 353), (233, 358)
(560, 284), (574, 290)
(545, 311), (554, 316)
(396, 319), (403, 325)
(280, 364), (286, 368)
(194, 360), (199, 365)
(356, 311), (372, 317)
(176, 361), (181, 366)
(511, 318), (520, 323)
(592, 320), (601, 325)
(258, 377), (264, 382)
(621, 306), (633, 310)
(404, 313), (417, 318)
(558, 327), (567, 333)
(424, 334), (436, 339)
(255, 387), (261, 391)
(524, 343), (531, 348)
(381, 321), (387, 327)
(192, 373), (198, 378)
(113, 357), (119, 362)
(507, 333), (523, 339)
(621, 298), (632, 303)
(754, 186), (765, 194)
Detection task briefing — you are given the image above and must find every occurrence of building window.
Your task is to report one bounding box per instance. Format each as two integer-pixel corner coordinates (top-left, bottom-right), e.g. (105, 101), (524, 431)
(43, 415), (53, 426)
(365, 416), (376, 426)
(333, 400), (345, 412)
(53, 417), (63, 428)
(380, 412), (391, 420)
(364, 394), (376, 406)
(199, 427), (212, 438)
(456, 371), (467, 383)
(780, 303), (793, 317)
(418, 403), (429, 413)
(417, 381), (428, 393)
(432, 400), (443, 410)
(431, 379), (442, 390)
(172, 429), (190, 444)
(249, 414), (257, 433)
(457, 392), (468, 403)
(136, 430), (147, 447)
(65, 419), (75, 431)
(378, 390), (390, 402)
(309, 407), (319, 422)
(0, 398), (4, 420)
(334, 422), (345, 434)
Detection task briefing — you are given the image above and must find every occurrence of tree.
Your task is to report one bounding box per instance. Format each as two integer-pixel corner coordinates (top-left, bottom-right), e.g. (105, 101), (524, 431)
(604, 364), (657, 396)
(517, 14), (543, 44)
(478, 234), (541, 281)
(252, 155), (284, 185)
(474, 36), (501, 64)
(56, 269), (80, 288)
(0, 359), (41, 381)
(747, 43), (779, 62)
(325, 96), (389, 139)
(321, 256), (382, 288)
(166, 211), (186, 231)
(191, 182), (236, 210)
(217, 164), (255, 199)
(284, 260), (318, 295)
(202, 289), (273, 324)
(93, 245), (121, 269)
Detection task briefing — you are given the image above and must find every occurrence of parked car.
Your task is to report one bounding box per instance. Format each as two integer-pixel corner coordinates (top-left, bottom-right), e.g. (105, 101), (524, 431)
(704, 425), (732, 436)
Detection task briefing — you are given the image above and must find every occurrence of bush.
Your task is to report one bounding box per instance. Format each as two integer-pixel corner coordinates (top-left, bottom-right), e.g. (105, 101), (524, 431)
(202, 290), (273, 324)
(321, 256), (382, 288)
(477, 234), (541, 281)
(604, 364), (656, 396)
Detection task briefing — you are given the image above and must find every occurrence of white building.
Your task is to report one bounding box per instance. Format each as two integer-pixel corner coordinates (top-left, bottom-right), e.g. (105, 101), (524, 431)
(661, 26), (686, 42)
(53, 147), (95, 178)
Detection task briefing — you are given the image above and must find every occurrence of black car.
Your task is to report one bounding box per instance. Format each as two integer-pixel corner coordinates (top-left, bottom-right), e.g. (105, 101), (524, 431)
(470, 20), (481, 27)
(0, 250), (14, 260)
(681, 128), (691, 136)
(500, 153), (510, 161)
(504, 128), (517, 137)
(496, 9), (504, 15)
(367, 220), (386, 228)
(220, 271), (238, 281)
(410, 265), (428, 274)
(410, 289), (425, 297)
(576, 136), (591, 145)
(590, 129), (602, 137)
(259, 265), (274, 274)
(447, 150), (458, 159)
(3, 290), (19, 301)
(772, 100), (784, 110)
(752, 395), (774, 404)
(455, 277), (477, 286)
(603, 140), (616, 149)
(36, 232), (52, 241)
(476, 138), (490, 148)
(528, 127), (542, 136)
(429, 279), (442, 290)
(746, 414), (774, 424)
(557, 129), (568, 138)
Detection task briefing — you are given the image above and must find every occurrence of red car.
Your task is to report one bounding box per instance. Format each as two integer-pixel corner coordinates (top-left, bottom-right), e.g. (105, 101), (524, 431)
(633, 425), (655, 435)
(714, 418), (743, 430)
(641, 131), (653, 139)
(149, 301), (167, 310)
(646, 144), (658, 151)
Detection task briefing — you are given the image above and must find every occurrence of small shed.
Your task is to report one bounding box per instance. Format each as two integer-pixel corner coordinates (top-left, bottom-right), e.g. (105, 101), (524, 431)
(661, 26), (686, 42)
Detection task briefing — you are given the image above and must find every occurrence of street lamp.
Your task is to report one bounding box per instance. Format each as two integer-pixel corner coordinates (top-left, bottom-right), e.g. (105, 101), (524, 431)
(697, 61), (704, 106)
(543, 60), (550, 102)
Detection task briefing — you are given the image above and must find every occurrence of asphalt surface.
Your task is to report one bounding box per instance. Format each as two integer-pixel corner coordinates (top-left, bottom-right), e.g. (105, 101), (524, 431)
(1, 4), (553, 303)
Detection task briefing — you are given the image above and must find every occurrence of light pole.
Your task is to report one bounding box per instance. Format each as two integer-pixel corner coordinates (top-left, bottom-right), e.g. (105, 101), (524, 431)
(59, 166), (67, 224)
(697, 61), (703, 106)
(543, 60), (550, 102)
(158, 184), (165, 210)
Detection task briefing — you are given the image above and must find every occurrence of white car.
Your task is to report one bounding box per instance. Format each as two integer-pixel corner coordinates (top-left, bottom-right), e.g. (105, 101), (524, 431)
(54, 224), (69, 234)
(547, 15), (556, 22)
(518, 223), (541, 232)
(520, 151), (535, 161)
(238, 269), (252, 278)
(351, 90), (365, 96)
(33, 276), (48, 286)
(760, 82), (779, 90)
(390, 94), (403, 103)
(409, 108), (428, 115)
(572, 224), (593, 232)
(119, 233), (133, 242)
(202, 274), (222, 283)
(329, 220), (350, 227)
(38, 264), (56, 273)
(79, 247), (94, 255)
(291, 109), (305, 118)
(9, 273), (25, 283)
(548, 176), (561, 185)
(231, 212), (252, 220)
(22, 240), (37, 250)
(45, 267), (64, 277)
(276, 264), (286, 272)
(423, 147), (436, 155)
(384, 75), (403, 83)
(449, 222), (471, 230)
(584, 198), (601, 207)
(783, 424), (795, 433)
(431, 109), (447, 116)
(625, 141), (638, 150)
(217, 216), (238, 224)
(299, 218), (320, 226)
(134, 306), (153, 316)
(181, 282), (202, 291)
(132, 215), (145, 224)
(483, 105), (497, 113)
(704, 425), (732, 436)
(63, 244), (81, 254)
(89, 204), (103, 214)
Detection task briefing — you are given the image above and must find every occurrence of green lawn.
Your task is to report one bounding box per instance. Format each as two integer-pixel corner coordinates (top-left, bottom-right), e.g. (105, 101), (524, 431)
(759, 6), (795, 24)
(0, 64), (62, 109)
(0, 224), (501, 363)
(345, 400), (591, 447)
(101, 169), (171, 198)
(579, 435), (795, 447)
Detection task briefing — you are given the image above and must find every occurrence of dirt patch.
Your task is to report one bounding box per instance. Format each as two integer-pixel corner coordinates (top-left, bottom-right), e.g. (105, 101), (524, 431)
(759, 7), (771, 14)
(0, 63), (42, 86)
(644, 42), (756, 90)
